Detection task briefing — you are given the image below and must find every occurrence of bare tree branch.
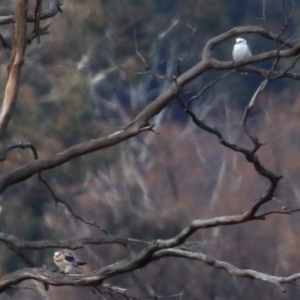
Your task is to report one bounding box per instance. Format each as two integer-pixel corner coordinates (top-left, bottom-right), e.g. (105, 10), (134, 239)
(2, 26), (300, 194)
(0, 0), (62, 25)
(0, 142), (37, 162)
(0, 0), (28, 137)
(152, 249), (300, 293)
(34, 0), (43, 43)
(242, 79), (268, 147)
(0, 232), (147, 250)
(39, 175), (110, 234)
(0, 201), (294, 292)
(1, 14), (300, 296)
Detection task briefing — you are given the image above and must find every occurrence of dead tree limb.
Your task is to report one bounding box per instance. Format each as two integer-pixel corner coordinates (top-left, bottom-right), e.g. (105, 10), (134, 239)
(0, 0), (28, 137)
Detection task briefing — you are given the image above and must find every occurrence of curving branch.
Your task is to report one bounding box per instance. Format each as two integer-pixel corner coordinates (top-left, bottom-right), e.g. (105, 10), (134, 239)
(1, 26), (300, 195)
(0, 199), (297, 292)
(152, 249), (300, 293)
(0, 127), (141, 193)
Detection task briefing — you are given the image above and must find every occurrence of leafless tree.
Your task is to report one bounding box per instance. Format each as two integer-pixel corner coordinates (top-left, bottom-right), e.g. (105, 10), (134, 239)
(1, 0), (300, 299)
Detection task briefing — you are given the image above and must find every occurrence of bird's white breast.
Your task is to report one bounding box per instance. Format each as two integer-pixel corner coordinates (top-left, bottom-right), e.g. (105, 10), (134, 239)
(233, 43), (251, 61)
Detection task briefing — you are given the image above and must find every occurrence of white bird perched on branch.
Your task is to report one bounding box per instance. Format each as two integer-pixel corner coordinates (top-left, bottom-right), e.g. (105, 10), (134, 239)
(53, 250), (87, 274)
(232, 37), (252, 74)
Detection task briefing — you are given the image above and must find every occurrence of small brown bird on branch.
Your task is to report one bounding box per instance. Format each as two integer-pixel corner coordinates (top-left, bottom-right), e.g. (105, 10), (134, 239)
(53, 250), (87, 274)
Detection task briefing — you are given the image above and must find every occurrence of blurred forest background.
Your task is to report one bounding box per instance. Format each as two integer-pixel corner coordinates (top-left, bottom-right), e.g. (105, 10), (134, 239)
(1, 0), (300, 299)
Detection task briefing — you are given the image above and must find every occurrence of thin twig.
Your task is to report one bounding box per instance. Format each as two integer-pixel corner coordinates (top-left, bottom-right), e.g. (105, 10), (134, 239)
(39, 176), (110, 236)
(187, 70), (235, 107)
(176, 24), (197, 76)
(242, 79), (268, 147)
